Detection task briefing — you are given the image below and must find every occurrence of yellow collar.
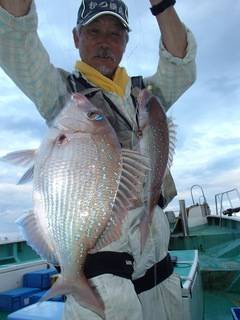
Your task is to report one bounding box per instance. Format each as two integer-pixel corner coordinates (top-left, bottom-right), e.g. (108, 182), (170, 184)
(75, 61), (129, 97)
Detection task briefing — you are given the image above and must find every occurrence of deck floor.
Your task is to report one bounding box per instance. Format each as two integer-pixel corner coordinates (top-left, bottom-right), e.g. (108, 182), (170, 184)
(204, 290), (240, 320)
(189, 224), (240, 236)
(0, 311), (8, 320)
(1, 219), (240, 320)
(1, 292), (238, 320)
(170, 217), (240, 319)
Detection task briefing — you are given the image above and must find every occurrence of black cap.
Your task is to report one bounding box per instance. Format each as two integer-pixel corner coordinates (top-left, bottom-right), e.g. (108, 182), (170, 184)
(77, 0), (130, 31)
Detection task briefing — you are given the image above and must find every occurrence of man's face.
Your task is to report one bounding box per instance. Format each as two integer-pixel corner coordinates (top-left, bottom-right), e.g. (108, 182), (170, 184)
(73, 15), (128, 79)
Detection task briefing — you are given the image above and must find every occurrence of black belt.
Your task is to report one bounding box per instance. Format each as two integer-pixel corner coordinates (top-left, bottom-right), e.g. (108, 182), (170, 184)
(84, 251), (134, 279)
(132, 253), (174, 294)
(84, 252), (174, 294)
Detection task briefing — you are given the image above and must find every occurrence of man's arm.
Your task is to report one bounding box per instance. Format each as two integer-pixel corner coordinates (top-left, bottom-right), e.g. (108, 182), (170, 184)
(150, 0), (187, 58)
(144, 0), (197, 111)
(0, 1), (68, 123)
(0, 0), (31, 17)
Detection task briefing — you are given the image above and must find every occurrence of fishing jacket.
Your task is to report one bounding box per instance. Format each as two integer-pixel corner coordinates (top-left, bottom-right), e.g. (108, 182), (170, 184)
(60, 70), (176, 208)
(0, 1), (197, 209)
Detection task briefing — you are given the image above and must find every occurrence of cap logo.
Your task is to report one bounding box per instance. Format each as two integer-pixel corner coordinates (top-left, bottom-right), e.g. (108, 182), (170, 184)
(82, 0), (128, 18)
(89, 1), (108, 10)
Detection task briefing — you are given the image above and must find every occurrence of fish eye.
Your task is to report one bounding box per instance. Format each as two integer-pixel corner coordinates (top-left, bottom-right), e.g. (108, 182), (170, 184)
(87, 111), (104, 121)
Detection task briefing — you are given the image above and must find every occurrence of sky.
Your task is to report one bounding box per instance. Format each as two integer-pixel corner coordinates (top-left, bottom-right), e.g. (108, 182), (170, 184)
(0, 0), (240, 223)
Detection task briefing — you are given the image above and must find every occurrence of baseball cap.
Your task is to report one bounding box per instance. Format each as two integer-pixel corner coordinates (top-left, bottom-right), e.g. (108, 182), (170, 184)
(77, 0), (130, 31)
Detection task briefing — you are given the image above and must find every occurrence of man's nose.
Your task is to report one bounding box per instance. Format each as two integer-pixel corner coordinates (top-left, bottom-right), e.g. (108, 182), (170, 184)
(96, 31), (112, 45)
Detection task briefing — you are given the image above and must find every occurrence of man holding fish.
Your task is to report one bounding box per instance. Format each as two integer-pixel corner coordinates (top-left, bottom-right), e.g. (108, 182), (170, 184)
(0, 0), (197, 319)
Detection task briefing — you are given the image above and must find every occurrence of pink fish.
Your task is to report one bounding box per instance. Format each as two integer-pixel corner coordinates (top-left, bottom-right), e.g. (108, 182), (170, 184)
(1, 93), (149, 319)
(136, 89), (176, 250)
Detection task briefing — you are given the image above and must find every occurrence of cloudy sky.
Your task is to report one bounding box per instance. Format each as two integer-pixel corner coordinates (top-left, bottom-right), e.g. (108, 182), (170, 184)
(0, 0), (240, 223)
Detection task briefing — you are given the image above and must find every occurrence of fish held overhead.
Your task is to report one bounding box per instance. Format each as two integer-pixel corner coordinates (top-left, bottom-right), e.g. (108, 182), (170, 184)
(0, 93), (149, 318)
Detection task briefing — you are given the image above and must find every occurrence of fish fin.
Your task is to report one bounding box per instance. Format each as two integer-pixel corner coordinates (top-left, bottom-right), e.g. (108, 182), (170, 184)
(16, 211), (59, 265)
(93, 149), (150, 251)
(40, 274), (105, 319)
(17, 165), (34, 184)
(167, 117), (177, 169)
(0, 149), (37, 167)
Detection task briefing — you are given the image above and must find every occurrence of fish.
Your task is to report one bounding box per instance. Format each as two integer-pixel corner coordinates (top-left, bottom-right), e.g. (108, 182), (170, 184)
(1, 93), (149, 318)
(135, 89), (176, 251)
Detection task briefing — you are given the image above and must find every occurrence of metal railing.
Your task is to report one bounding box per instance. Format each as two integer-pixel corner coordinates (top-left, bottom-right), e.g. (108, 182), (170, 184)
(190, 184), (207, 205)
(179, 199), (189, 236)
(215, 188), (240, 216)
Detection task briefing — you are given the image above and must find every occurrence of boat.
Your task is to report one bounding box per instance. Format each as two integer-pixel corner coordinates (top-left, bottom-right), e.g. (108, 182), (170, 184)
(168, 185), (240, 320)
(0, 185), (240, 320)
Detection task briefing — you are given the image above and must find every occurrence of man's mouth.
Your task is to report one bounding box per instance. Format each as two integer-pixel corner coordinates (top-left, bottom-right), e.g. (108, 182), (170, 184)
(94, 48), (116, 62)
(95, 55), (115, 61)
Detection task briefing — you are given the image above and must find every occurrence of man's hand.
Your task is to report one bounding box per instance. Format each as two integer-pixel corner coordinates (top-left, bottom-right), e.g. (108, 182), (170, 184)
(0, 0), (32, 17)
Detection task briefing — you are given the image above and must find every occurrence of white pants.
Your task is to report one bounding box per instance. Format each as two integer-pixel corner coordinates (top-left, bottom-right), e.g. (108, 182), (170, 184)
(138, 273), (184, 320)
(63, 274), (143, 320)
(63, 207), (184, 320)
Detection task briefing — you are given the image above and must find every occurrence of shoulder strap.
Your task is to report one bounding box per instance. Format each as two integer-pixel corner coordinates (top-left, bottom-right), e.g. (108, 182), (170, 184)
(102, 93), (133, 131)
(67, 72), (100, 99)
(69, 73), (94, 92)
(131, 76), (145, 90)
(129, 76), (145, 136)
(68, 73), (145, 94)
(130, 76), (145, 108)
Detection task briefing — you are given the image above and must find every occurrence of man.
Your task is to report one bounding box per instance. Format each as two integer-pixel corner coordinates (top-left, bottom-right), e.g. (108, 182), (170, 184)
(0, 0), (197, 319)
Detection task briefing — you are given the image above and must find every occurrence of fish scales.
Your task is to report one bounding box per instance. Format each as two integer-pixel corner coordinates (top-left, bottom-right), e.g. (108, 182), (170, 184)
(0, 93), (150, 318)
(139, 98), (169, 209)
(137, 89), (173, 250)
(34, 135), (121, 277)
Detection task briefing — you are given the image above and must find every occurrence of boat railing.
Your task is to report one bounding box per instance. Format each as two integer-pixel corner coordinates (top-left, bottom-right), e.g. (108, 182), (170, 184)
(215, 188), (240, 216)
(190, 184), (208, 205)
(179, 199), (189, 236)
(189, 184), (211, 218)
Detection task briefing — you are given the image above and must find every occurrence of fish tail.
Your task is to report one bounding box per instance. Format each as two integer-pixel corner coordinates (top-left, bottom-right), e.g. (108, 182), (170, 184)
(39, 273), (105, 319)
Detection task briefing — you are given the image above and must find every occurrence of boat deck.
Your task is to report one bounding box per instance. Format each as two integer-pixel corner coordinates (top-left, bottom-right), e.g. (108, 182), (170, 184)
(0, 250), (200, 320)
(0, 312), (8, 320)
(170, 215), (240, 320)
(205, 290), (239, 320)
(0, 241), (41, 270)
(1, 215), (240, 320)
